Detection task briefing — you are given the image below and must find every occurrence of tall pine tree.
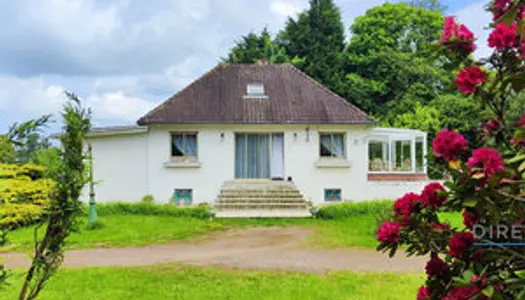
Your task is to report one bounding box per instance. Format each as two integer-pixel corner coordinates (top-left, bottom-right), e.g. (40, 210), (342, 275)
(280, 0), (345, 93)
(225, 28), (289, 64)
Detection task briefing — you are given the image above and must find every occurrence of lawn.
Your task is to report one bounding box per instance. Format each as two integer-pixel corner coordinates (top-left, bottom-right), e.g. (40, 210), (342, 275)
(2, 201), (462, 251)
(2, 265), (424, 300)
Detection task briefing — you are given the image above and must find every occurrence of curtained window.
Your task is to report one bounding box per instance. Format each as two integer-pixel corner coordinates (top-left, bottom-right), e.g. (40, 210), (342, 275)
(320, 133), (345, 158)
(171, 133), (197, 157)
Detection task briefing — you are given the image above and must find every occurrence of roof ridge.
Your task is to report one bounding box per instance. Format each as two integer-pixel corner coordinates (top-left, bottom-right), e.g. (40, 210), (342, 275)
(137, 63), (227, 125)
(285, 64), (375, 124)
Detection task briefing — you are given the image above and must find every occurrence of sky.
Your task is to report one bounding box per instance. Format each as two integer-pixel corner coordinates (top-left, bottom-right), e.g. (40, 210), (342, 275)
(0, 0), (490, 133)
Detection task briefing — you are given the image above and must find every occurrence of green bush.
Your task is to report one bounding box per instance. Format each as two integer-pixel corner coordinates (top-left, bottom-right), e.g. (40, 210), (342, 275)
(316, 201), (393, 220)
(94, 202), (211, 219)
(141, 194), (154, 203)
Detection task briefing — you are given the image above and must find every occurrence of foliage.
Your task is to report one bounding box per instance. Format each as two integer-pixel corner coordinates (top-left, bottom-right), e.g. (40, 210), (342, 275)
(29, 148), (61, 179)
(141, 194), (155, 204)
(280, 0), (345, 93)
(377, 4), (525, 299)
(7, 115), (52, 164)
(342, 3), (447, 117)
(4, 266), (424, 300)
(225, 28), (290, 64)
(0, 163), (54, 240)
(94, 202), (210, 219)
(315, 201), (392, 220)
(18, 92), (91, 300)
(0, 136), (15, 164)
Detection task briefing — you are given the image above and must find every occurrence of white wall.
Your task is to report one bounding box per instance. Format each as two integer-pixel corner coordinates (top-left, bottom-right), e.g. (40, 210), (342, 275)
(85, 133), (149, 203)
(87, 124), (432, 204)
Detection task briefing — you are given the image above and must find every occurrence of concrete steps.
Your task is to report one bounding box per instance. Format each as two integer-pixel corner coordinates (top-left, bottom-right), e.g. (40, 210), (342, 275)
(214, 180), (312, 218)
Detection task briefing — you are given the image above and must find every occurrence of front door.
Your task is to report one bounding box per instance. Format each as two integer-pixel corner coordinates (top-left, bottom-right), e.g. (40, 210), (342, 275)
(235, 133), (284, 179)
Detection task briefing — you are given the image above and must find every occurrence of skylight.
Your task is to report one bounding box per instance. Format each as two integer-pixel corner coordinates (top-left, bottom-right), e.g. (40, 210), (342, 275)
(246, 83), (266, 98)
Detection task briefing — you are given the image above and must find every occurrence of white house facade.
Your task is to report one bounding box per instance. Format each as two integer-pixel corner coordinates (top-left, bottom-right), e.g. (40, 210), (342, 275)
(85, 64), (431, 206)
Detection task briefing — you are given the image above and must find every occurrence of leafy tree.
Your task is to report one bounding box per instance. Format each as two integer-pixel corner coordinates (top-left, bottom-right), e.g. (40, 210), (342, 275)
(342, 3), (447, 117)
(280, 0), (345, 92)
(386, 103), (442, 137)
(0, 136), (15, 164)
(225, 28), (289, 64)
(7, 115), (52, 164)
(30, 148), (61, 179)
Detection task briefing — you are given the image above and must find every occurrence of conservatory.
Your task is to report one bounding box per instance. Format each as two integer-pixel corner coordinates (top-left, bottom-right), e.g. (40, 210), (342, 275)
(367, 128), (428, 181)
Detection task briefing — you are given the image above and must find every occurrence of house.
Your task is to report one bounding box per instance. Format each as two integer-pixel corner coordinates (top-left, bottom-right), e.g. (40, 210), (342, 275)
(85, 63), (430, 214)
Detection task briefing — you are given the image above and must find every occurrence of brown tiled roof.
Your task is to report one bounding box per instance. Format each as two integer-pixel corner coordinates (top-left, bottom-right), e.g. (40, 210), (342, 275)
(137, 64), (374, 125)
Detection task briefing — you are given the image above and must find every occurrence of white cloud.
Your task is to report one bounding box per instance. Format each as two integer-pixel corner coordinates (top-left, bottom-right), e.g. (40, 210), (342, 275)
(270, 0), (306, 20)
(454, 1), (492, 59)
(86, 92), (157, 122)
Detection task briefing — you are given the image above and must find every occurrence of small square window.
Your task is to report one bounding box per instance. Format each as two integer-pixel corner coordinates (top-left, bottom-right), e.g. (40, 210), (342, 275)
(174, 189), (192, 206)
(171, 133), (197, 157)
(320, 133), (345, 157)
(246, 83), (265, 97)
(324, 189), (342, 202)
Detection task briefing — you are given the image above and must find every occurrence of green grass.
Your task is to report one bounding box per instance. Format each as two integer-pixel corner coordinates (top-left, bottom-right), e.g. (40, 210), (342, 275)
(2, 201), (463, 251)
(4, 215), (224, 251)
(2, 265), (424, 300)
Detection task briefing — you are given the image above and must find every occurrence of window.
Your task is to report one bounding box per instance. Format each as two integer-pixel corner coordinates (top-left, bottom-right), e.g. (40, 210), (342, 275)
(324, 189), (342, 202)
(415, 137), (425, 173)
(174, 189), (192, 206)
(171, 133), (197, 157)
(320, 133), (345, 157)
(392, 140), (412, 171)
(368, 140), (389, 171)
(246, 83), (265, 97)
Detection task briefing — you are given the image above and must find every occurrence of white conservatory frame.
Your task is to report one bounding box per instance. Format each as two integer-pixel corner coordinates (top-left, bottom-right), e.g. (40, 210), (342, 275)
(366, 127), (427, 174)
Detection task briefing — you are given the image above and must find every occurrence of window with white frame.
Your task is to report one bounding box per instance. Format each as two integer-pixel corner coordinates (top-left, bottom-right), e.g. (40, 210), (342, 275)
(171, 133), (197, 157)
(368, 135), (426, 173)
(320, 133), (345, 158)
(246, 83), (265, 98)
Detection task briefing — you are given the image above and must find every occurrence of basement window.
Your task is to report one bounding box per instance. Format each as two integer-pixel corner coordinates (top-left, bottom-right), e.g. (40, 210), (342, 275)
(324, 189), (342, 202)
(174, 189), (192, 206)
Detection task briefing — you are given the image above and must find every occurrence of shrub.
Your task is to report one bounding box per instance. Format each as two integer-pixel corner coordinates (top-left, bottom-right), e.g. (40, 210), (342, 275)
(94, 202), (211, 219)
(377, 9), (525, 299)
(141, 194), (155, 203)
(316, 201), (393, 220)
(0, 204), (45, 230)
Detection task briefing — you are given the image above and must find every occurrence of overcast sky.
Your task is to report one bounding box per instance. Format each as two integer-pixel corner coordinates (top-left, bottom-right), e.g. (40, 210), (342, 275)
(0, 0), (490, 132)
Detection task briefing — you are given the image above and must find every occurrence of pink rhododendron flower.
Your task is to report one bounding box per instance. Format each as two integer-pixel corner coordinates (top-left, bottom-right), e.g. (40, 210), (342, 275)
(488, 23), (517, 49)
(440, 16), (476, 55)
(432, 129), (468, 161)
(420, 182), (447, 208)
(463, 210), (479, 229)
(377, 220), (400, 244)
(466, 147), (505, 177)
(416, 286), (430, 300)
(483, 118), (501, 137)
(425, 256), (448, 278)
(393, 193), (420, 224)
(449, 232), (475, 258)
(455, 66), (487, 95)
(442, 286), (487, 300)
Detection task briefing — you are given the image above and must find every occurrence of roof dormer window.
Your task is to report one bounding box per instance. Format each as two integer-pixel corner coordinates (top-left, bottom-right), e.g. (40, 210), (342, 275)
(245, 83), (267, 99)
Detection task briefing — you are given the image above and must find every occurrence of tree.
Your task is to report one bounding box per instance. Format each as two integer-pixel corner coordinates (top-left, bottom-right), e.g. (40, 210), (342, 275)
(342, 3), (447, 118)
(18, 92), (91, 300)
(0, 136), (15, 164)
(225, 28), (289, 64)
(280, 0), (345, 92)
(7, 115), (52, 164)
(377, 4), (525, 298)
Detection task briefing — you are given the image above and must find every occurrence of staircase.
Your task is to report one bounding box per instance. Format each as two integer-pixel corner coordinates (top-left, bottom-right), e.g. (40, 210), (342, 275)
(214, 180), (312, 218)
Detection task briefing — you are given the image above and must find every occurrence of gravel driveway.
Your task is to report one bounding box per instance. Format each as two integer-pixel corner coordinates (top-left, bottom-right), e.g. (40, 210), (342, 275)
(2, 227), (425, 273)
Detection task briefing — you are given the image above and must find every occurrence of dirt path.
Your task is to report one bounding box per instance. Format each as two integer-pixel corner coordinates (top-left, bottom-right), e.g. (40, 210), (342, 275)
(1, 227), (425, 273)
